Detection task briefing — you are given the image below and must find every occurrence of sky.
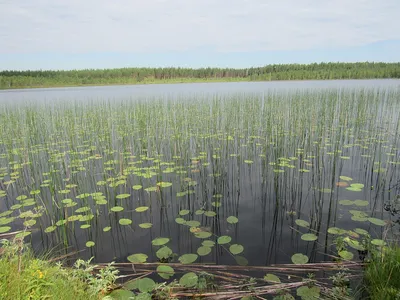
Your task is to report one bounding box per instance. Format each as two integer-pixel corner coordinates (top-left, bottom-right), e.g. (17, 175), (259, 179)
(0, 0), (399, 70)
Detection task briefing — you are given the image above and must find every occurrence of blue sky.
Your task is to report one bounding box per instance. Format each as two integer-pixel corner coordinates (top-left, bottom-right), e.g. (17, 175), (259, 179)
(0, 0), (399, 70)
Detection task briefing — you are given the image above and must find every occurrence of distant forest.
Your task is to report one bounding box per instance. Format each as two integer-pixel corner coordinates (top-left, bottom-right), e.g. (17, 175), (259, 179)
(1, 62), (399, 89)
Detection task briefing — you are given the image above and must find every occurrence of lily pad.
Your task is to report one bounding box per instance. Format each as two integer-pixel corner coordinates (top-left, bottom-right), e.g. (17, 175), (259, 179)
(156, 246), (173, 260)
(135, 206), (149, 212)
(110, 206), (124, 212)
(197, 246), (212, 256)
(227, 216), (239, 224)
(178, 254), (198, 264)
(354, 200), (369, 207)
(119, 219), (132, 225)
(175, 218), (186, 225)
(157, 265), (175, 279)
(86, 241), (95, 247)
(116, 193), (131, 199)
(139, 223), (152, 229)
(368, 217), (386, 226)
(291, 253), (309, 264)
(371, 239), (386, 246)
(338, 250), (354, 260)
(179, 209), (190, 216)
(264, 273), (281, 283)
(295, 219), (310, 228)
(217, 236), (232, 245)
(127, 253), (148, 263)
(229, 244), (244, 255)
(339, 200), (354, 206)
(340, 176), (353, 181)
(0, 226), (11, 233)
(152, 237), (170, 246)
(204, 211), (216, 217)
(186, 220), (201, 227)
(179, 272), (198, 287)
(301, 233), (318, 241)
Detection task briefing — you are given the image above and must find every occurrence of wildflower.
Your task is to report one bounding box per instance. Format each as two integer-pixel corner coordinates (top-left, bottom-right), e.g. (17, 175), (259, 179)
(36, 270), (44, 279)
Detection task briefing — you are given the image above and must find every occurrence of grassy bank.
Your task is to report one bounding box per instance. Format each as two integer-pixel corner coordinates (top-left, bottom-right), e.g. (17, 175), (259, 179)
(1, 61), (399, 89)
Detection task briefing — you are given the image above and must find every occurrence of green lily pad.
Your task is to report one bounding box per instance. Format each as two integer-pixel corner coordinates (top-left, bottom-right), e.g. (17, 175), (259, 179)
(264, 273), (281, 283)
(340, 176), (353, 181)
(197, 246), (212, 256)
(235, 256), (249, 266)
(134, 278), (156, 293)
(229, 244), (244, 255)
(152, 237), (170, 246)
(178, 254), (198, 264)
(103, 226), (111, 232)
(204, 211), (216, 217)
(371, 239), (386, 246)
(297, 286), (320, 298)
(301, 233), (318, 241)
(202, 240), (215, 247)
(0, 226), (11, 233)
(295, 219), (310, 228)
(135, 206), (149, 212)
(186, 220), (201, 227)
(227, 216), (239, 224)
(86, 241), (95, 247)
(119, 219), (132, 225)
(338, 250), (354, 260)
(116, 193), (131, 199)
(157, 182), (172, 188)
(354, 200), (369, 207)
(368, 217), (386, 226)
(156, 246), (173, 260)
(127, 253), (148, 263)
(175, 218), (186, 225)
(132, 185), (143, 190)
(179, 272), (198, 287)
(44, 226), (57, 233)
(217, 236), (232, 245)
(139, 223), (152, 229)
(108, 289), (135, 299)
(179, 210), (190, 216)
(354, 228), (369, 236)
(339, 200), (354, 206)
(15, 231), (31, 239)
(111, 206), (124, 212)
(327, 227), (346, 235)
(291, 253), (309, 264)
(157, 265), (175, 279)
(195, 210), (205, 215)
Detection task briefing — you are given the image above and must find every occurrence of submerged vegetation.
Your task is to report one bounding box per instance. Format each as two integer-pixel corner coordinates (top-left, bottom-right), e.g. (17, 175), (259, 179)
(0, 83), (399, 298)
(1, 61), (400, 89)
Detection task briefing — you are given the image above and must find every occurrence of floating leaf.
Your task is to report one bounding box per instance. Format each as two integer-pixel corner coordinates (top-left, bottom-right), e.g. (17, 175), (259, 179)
(110, 206), (124, 212)
(264, 274), (281, 283)
(179, 210), (190, 216)
(15, 231), (31, 238)
(301, 233), (318, 241)
(127, 253), (148, 263)
(295, 219), (310, 228)
(339, 200), (354, 206)
(44, 226), (57, 233)
(80, 224), (91, 229)
(371, 239), (386, 246)
(144, 187), (158, 192)
(175, 218), (186, 225)
(157, 265), (175, 279)
(368, 217), (386, 226)
(135, 206), (149, 212)
(291, 253), (309, 264)
(75, 206), (91, 213)
(204, 211), (216, 217)
(338, 250), (354, 260)
(211, 201), (222, 207)
(217, 236), (232, 245)
(340, 176), (353, 181)
(156, 246), (173, 260)
(229, 244), (244, 255)
(327, 227), (347, 235)
(86, 241), (95, 247)
(354, 200), (369, 207)
(297, 286), (320, 298)
(235, 256), (249, 266)
(195, 210), (205, 215)
(227, 216), (239, 224)
(186, 220), (201, 227)
(197, 246), (212, 256)
(0, 226), (11, 233)
(116, 193), (130, 199)
(202, 240), (215, 247)
(23, 219), (36, 227)
(139, 223), (152, 229)
(103, 226), (111, 232)
(108, 289), (135, 299)
(132, 185), (143, 190)
(152, 237), (170, 246)
(195, 231), (212, 239)
(135, 278), (156, 293)
(178, 254), (198, 264)
(157, 182), (172, 188)
(179, 272), (198, 287)
(354, 228), (369, 236)
(56, 220), (67, 226)
(119, 219), (132, 226)
(345, 238), (366, 251)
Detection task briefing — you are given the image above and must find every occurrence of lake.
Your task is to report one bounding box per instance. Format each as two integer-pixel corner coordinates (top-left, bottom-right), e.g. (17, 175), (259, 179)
(0, 79), (399, 268)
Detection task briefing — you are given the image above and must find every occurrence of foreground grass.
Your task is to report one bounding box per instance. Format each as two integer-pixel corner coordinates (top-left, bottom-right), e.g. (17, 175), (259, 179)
(0, 239), (118, 300)
(364, 245), (400, 299)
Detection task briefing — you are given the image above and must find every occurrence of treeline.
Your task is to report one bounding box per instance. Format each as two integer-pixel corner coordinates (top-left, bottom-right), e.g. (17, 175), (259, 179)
(1, 62), (399, 89)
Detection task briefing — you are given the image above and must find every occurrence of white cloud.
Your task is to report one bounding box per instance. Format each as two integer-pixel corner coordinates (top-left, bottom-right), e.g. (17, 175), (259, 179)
(0, 0), (399, 54)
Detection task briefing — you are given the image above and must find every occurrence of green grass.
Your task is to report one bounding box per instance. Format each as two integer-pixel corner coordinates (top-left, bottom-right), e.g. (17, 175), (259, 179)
(364, 245), (400, 300)
(0, 240), (114, 300)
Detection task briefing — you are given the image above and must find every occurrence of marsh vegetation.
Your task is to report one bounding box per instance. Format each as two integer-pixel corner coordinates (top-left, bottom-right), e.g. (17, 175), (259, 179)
(0, 81), (399, 298)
